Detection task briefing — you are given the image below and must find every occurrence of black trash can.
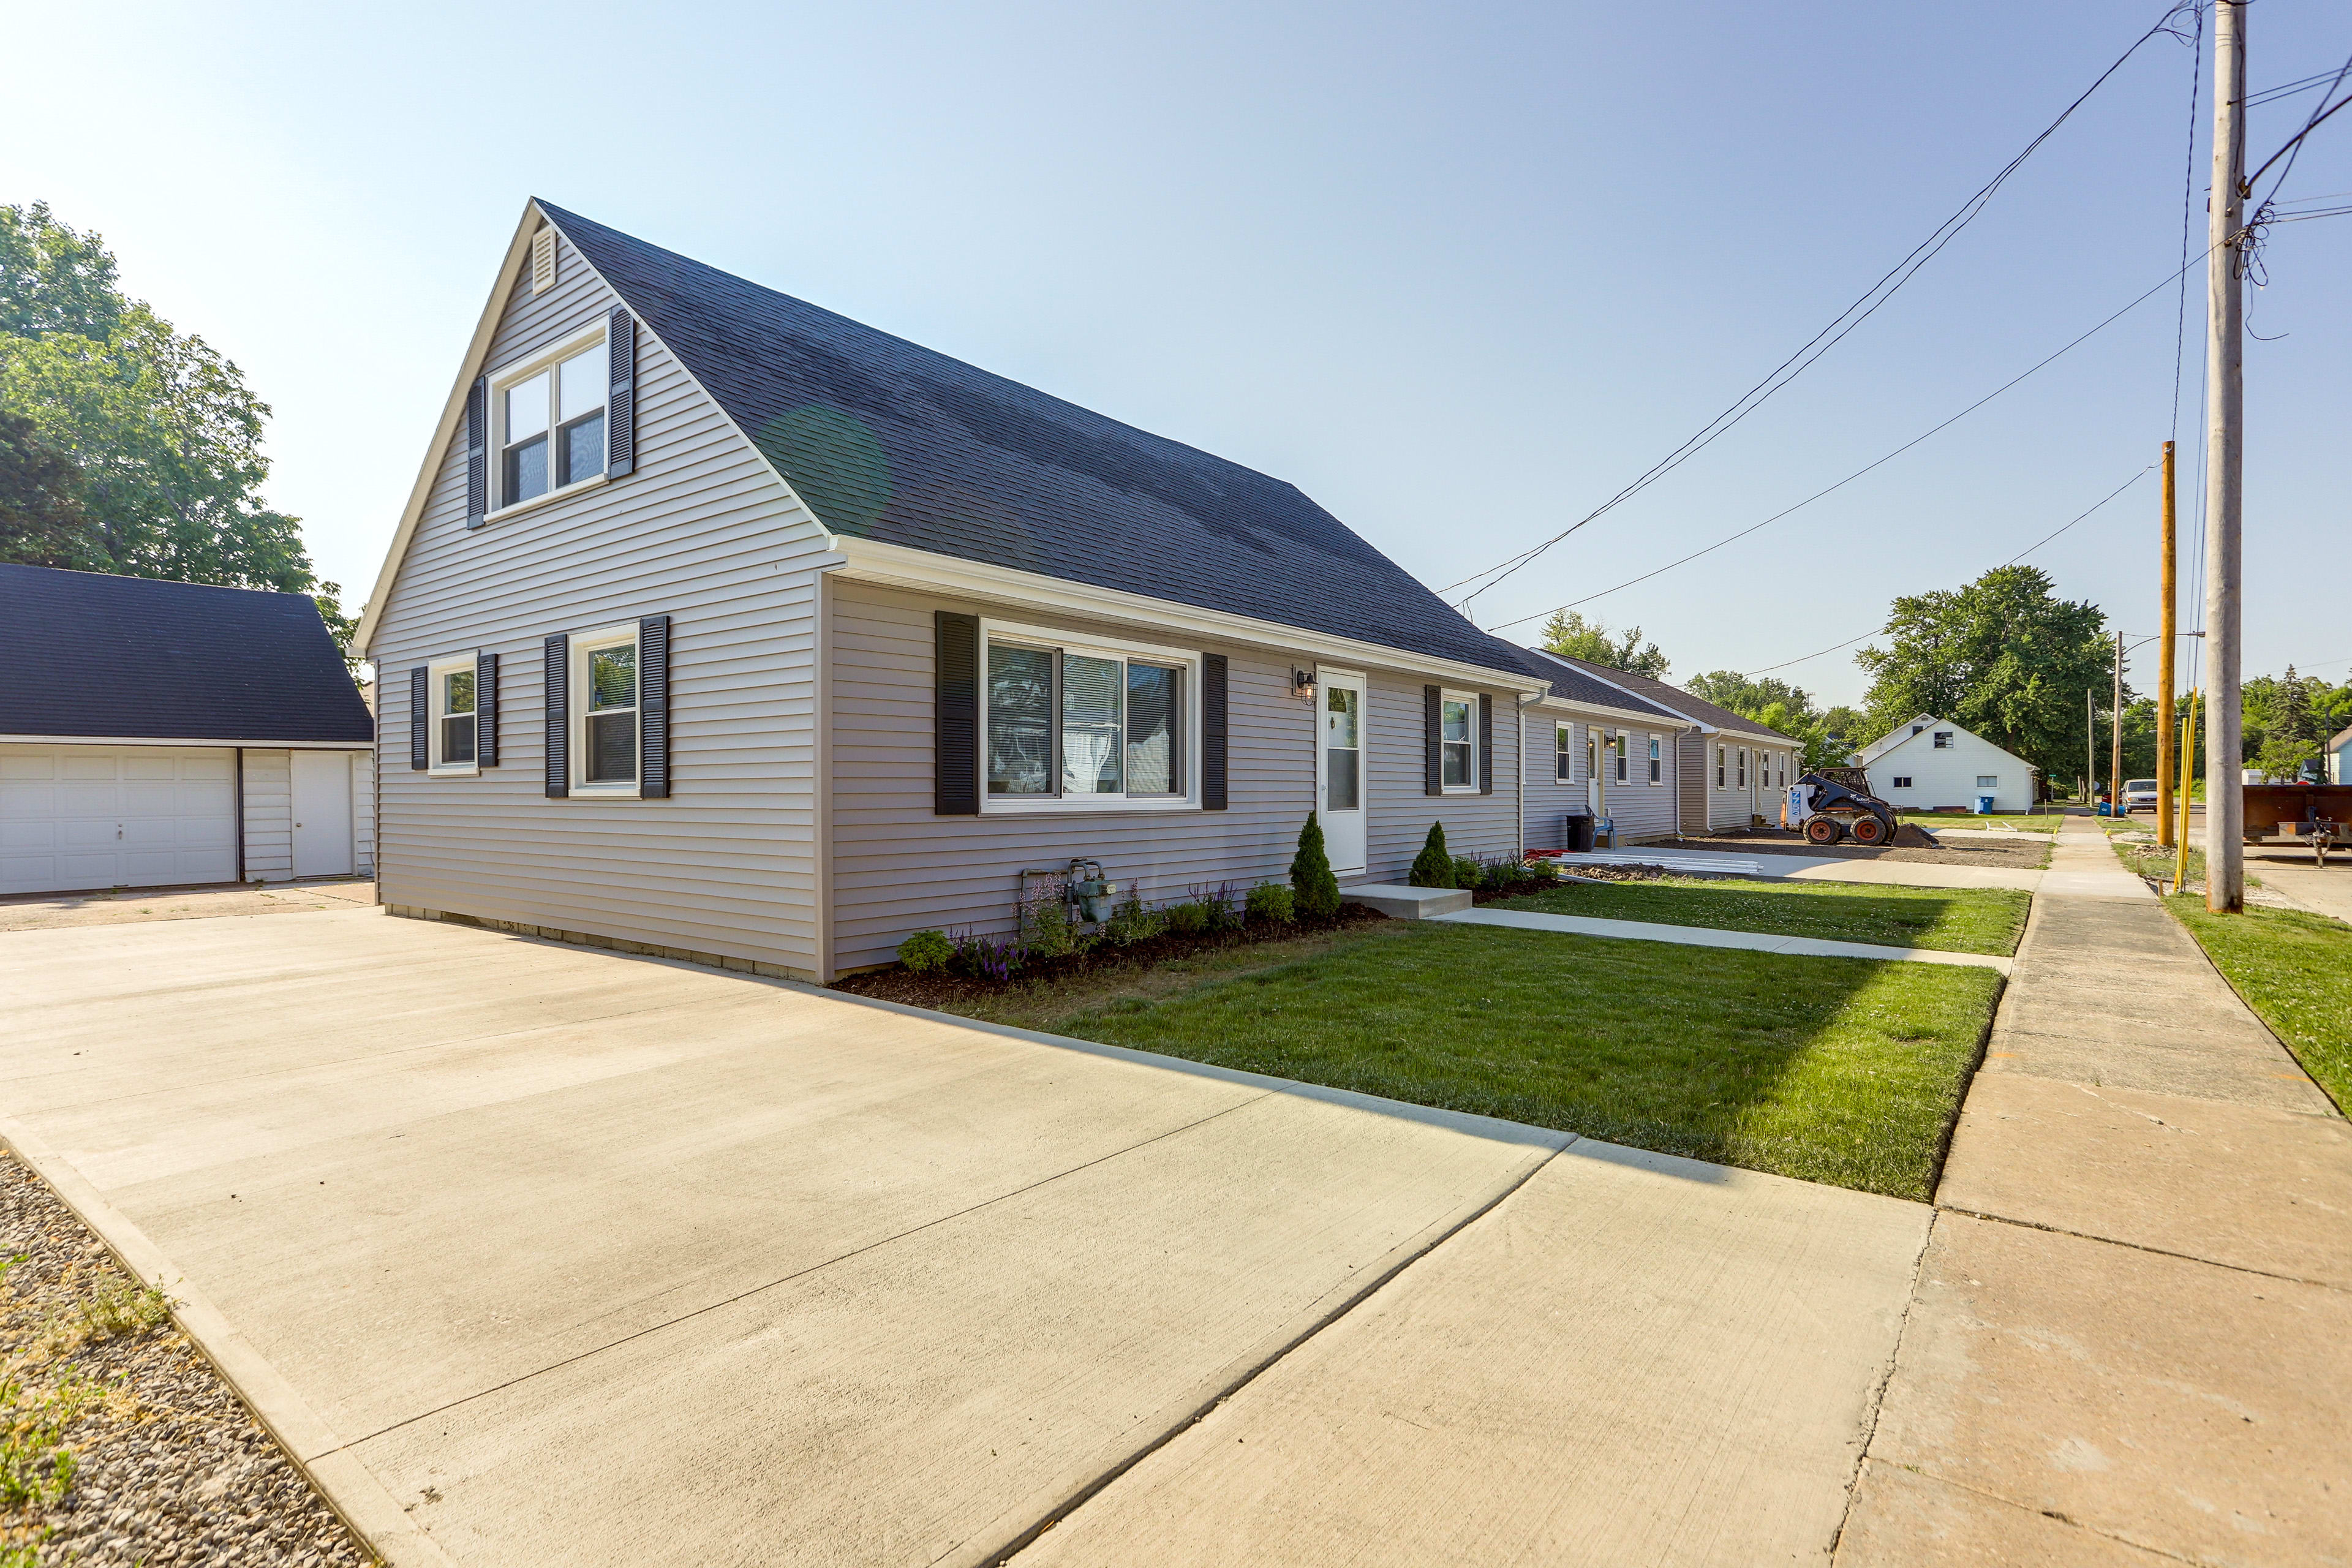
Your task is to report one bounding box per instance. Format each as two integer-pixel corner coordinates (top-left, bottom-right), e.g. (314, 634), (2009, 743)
(1566, 813), (1596, 852)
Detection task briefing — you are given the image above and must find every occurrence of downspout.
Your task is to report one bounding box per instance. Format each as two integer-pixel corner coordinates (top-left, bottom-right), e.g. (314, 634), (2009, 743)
(233, 747), (247, 884)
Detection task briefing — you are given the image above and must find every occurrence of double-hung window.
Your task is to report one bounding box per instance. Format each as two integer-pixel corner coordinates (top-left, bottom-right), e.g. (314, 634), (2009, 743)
(1716, 746), (1726, 787)
(1613, 733), (1627, 783)
(571, 625), (641, 790)
(1647, 735), (1662, 784)
(982, 624), (1193, 809)
(1555, 723), (1573, 783)
(492, 333), (606, 513)
(430, 657), (477, 772)
(1439, 692), (1477, 789)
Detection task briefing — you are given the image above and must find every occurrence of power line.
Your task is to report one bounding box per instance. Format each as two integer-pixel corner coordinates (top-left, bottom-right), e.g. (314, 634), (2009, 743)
(2169, 1), (2204, 440)
(1438, 0), (2201, 610)
(1730, 464), (2156, 679)
(1484, 241), (2217, 637)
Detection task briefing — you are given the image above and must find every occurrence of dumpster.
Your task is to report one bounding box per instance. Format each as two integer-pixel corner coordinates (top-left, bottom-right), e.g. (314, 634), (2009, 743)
(1975, 794), (1995, 815)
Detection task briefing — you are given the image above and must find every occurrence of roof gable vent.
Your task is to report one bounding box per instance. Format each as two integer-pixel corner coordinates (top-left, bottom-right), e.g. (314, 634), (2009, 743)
(530, 228), (556, 294)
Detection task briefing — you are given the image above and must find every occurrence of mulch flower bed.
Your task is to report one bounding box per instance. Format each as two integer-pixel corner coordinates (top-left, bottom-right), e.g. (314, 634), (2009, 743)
(833, 904), (1391, 1010)
(1, 1150), (371, 1568)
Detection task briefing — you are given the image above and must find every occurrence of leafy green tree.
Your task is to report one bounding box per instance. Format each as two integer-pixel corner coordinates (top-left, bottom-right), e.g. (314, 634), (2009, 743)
(0, 202), (356, 661)
(1540, 609), (1670, 679)
(1408, 821), (1455, 888)
(1684, 672), (1817, 724)
(1855, 566), (2111, 785)
(0, 409), (107, 568)
(0, 202), (123, 341)
(1289, 812), (1341, 921)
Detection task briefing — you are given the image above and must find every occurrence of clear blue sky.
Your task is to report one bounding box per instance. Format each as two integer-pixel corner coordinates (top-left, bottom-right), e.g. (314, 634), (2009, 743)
(5, 1), (2345, 705)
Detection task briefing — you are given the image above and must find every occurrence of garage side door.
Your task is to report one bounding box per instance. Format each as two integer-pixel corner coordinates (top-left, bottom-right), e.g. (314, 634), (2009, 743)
(0, 745), (237, 895)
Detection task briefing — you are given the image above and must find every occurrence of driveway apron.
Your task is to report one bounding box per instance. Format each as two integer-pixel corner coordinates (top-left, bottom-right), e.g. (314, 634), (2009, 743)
(0, 910), (1564, 1567)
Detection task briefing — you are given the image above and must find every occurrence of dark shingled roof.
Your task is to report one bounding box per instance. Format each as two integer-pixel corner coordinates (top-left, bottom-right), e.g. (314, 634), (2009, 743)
(539, 202), (1544, 679)
(1525, 649), (1686, 720)
(0, 565), (372, 742)
(1537, 650), (1799, 743)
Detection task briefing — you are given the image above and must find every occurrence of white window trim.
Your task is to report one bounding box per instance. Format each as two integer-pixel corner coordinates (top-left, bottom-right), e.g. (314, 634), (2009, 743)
(1610, 729), (1628, 785)
(1554, 722), (1573, 784)
(428, 654), (479, 777)
(978, 617), (1202, 814)
(1439, 688), (1480, 793)
(570, 620), (644, 797)
(1647, 733), (1662, 785)
(484, 324), (609, 521)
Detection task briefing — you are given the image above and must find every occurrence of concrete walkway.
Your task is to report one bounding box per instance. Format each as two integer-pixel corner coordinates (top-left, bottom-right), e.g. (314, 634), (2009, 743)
(1837, 818), (2352, 1564)
(2, 908), (1937, 1567)
(1555, 843), (2045, 893)
(1434, 905), (2013, 973)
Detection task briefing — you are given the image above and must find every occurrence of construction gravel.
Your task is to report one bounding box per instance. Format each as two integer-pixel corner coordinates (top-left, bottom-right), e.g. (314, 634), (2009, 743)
(0, 1150), (373, 1567)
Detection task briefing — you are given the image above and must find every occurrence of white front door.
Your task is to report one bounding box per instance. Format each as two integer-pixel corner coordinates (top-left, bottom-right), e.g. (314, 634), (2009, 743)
(291, 751), (354, 877)
(0, 744), (236, 894)
(1317, 670), (1368, 874)
(1586, 732), (1603, 818)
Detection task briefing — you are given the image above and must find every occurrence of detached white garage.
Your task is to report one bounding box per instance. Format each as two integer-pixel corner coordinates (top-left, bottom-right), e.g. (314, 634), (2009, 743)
(0, 565), (374, 897)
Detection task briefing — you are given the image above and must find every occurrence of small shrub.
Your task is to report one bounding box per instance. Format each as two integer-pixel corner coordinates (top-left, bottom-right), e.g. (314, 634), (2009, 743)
(1246, 883), (1296, 923)
(1190, 882), (1243, 931)
(1103, 891), (1164, 947)
(1409, 821), (1455, 888)
(1024, 897), (1076, 959)
(1291, 812), (1342, 921)
(1165, 900), (1210, 936)
(897, 929), (954, 973)
(1520, 855), (1561, 882)
(1452, 855), (1485, 890)
(948, 930), (1027, 981)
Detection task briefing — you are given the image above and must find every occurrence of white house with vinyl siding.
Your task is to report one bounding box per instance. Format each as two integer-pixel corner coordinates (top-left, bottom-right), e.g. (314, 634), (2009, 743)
(1851, 715), (2037, 813)
(1520, 650), (1693, 847)
(352, 200), (1556, 981)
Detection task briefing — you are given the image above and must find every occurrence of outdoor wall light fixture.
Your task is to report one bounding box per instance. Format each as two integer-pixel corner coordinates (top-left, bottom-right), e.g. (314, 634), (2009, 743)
(1291, 667), (1317, 700)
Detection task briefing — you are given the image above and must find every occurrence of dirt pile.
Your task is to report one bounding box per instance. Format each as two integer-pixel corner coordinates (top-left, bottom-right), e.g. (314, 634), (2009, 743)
(1889, 823), (1941, 848)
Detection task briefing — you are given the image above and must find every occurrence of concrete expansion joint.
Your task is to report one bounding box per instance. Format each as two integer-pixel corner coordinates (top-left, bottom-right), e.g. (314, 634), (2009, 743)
(1830, 1211), (1940, 1561)
(1932, 1204), (2346, 1294)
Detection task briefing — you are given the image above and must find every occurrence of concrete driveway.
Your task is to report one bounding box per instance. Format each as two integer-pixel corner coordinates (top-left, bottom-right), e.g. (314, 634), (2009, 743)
(2, 907), (1933, 1567)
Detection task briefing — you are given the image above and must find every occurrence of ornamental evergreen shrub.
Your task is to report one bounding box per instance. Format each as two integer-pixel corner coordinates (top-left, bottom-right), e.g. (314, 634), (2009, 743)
(898, 929), (954, 973)
(1290, 812), (1342, 921)
(1166, 900), (1210, 935)
(1246, 883), (1296, 923)
(1409, 821), (1455, 888)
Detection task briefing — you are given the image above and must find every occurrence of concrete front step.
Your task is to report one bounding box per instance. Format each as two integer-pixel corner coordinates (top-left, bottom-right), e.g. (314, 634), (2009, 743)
(1343, 883), (1473, 919)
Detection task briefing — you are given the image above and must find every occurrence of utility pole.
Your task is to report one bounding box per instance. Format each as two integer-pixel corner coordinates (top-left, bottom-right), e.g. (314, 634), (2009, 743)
(2158, 440), (2177, 846)
(2112, 631), (2125, 812)
(2204, 0), (2247, 911)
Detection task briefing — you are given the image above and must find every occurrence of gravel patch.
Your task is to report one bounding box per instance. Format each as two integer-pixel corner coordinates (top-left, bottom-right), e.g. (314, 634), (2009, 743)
(0, 1150), (374, 1568)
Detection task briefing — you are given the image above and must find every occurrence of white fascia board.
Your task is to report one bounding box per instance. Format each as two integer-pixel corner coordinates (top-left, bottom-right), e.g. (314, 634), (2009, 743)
(353, 202), (832, 655)
(1525, 693), (1685, 728)
(828, 536), (1548, 695)
(1525, 650), (1705, 730)
(0, 735), (374, 749)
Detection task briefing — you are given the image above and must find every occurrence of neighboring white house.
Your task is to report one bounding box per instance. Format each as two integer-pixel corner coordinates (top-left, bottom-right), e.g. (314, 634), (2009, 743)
(1850, 715), (2037, 813)
(2328, 723), (2352, 785)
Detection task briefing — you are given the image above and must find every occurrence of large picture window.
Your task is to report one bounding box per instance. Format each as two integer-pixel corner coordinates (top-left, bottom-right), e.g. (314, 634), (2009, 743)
(492, 333), (606, 512)
(981, 624), (1193, 809)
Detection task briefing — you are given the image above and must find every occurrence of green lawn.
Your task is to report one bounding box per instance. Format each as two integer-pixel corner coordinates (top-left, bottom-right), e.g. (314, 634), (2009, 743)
(1045, 921), (2002, 1200)
(1493, 877), (2029, 956)
(2165, 897), (2352, 1114)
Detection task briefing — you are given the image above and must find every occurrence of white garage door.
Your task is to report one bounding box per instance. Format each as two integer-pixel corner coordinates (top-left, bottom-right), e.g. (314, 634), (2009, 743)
(0, 745), (238, 895)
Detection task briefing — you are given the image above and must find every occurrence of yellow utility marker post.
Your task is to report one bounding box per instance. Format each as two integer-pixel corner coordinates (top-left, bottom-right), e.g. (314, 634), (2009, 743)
(2173, 688), (2199, 895)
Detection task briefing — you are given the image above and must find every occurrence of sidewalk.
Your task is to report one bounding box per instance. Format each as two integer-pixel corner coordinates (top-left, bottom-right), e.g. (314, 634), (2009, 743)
(1836, 817), (2352, 1564)
(1435, 905), (2012, 972)
(1547, 844), (2043, 893)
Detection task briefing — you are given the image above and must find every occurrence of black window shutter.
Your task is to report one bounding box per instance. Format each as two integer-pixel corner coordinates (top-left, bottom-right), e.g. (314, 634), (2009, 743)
(1479, 693), (1495, 795)
(475, 650), (500, 768)
(1423, 684), (1442, 795)
(543, 633), (570, 797)
(464, 377), (488, 529)
(639, 614), (671, 799)
(935, 611), (979, 815)
(409, 667), (429, 769)
(1202, 654), (1228, 810)
(606, 307), (637, 479)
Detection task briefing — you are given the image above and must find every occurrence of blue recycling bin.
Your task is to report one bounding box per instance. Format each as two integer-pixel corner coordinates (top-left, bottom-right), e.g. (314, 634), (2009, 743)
(1975, 794), (1996, 815)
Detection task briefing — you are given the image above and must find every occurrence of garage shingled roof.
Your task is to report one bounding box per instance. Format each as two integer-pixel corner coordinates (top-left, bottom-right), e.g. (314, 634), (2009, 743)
(540, 202), (1548, 681)
(0, 565), (373, 742)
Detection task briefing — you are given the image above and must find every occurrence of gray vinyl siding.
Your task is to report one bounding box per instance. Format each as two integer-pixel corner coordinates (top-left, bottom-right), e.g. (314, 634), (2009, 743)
(1523, 709), (1678, 847)
(1692, 731), (1791, 831)
(369, 228), (831, 975)
(1523, 712), (1586, 853)
(827, 579), (1523, 973)
(1678, 732), (1707, 833)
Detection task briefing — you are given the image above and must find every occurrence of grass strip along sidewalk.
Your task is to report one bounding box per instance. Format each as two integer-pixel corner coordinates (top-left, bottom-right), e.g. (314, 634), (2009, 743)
(2164, 897), (2352, 1115)
(1492, 877), (2029, 956)
(916, 920), (2002, 1202)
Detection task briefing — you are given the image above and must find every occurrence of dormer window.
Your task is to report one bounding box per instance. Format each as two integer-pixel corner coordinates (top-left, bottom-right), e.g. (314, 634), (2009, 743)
(489, 330), (608, 513)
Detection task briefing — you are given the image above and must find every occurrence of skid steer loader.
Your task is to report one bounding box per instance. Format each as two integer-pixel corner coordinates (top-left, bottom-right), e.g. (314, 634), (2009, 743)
(1791, 767), (1898, 847)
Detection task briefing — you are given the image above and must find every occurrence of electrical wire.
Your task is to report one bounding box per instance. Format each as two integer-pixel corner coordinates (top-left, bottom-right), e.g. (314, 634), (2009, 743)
(1438, 0), (2201, 611)
(2169, 1), (2204, 440)
(1483, 242), (2218, 637)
